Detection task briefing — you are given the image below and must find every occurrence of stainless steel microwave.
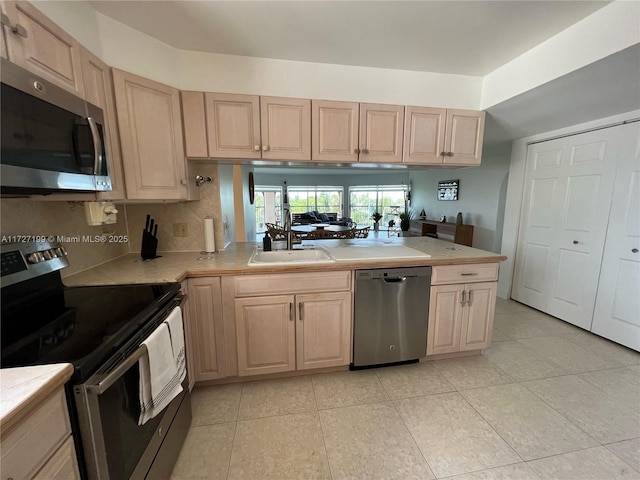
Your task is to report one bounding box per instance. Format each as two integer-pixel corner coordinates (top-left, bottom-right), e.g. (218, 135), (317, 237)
(1, 58), (112, 195)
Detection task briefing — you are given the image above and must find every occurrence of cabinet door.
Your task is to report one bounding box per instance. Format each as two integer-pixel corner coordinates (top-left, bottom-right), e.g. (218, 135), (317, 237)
(311, 100), (359, 162)
(181, 91), (208, 158)
(188, 278), (226, 382)
(32, 436), (80, 480)
(112, 69), (187, 200)
(235, 295), (295, 376)
(460, 282), (496, 351)
(80, 47), (125, 200)
(359, 103), (404, 163)
(2, 1), (84, 96)
(260, 96), (311, 161)
(296, 292), (352, 370)
(427, 284), (464, 355)
(443, 109), (485, 166)
(403, 106), (446, 164)
(206, 92), (261, 159)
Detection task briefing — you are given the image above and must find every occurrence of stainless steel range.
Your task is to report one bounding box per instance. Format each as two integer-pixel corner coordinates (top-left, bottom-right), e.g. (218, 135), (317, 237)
(1, 240), (192, 479)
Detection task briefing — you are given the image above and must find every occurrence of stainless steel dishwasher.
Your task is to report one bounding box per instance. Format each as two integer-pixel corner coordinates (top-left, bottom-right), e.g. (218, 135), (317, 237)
(352, 267), (431, 368)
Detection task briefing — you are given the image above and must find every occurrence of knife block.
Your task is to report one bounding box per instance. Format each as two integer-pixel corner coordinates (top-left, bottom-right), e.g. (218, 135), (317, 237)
(141, 230), (159, 260)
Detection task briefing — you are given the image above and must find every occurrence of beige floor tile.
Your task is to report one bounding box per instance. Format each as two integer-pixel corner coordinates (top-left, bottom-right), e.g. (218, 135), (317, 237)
(528, 446), (640, 480)
(520, 311), (583, 335)
(319, 402), (435, 479)
(461, 383), (597, 461)
(170, 422), (235, 480)
(493, 314), (556, 339)
(433, 355), (514, 390)
(228, 412), (330, 479)
(395, 392), (520, 478)
(312, 370), (389, 409)
(490, 328), (513, 343)
(562, 330), (640, 366)
(375, 361), (455, 399)
(483, 341), (568, 381)
(191, 383), (242, 426)
(238, 376), (316, 420)
(494, 298), (535, 314)
(523, 375), (640, 444)
(579, 367), (640, 410)
(606, 438), (640, 472)
(445, 462), (541, 480)
(517, 336), (620, 373)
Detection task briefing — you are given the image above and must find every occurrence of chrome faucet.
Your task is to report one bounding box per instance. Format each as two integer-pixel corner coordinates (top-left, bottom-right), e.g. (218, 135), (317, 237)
(284, 207), (294, 250)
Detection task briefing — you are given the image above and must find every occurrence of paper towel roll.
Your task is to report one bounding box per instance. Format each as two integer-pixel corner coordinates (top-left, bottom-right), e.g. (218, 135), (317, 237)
(204, 216), (215, 253)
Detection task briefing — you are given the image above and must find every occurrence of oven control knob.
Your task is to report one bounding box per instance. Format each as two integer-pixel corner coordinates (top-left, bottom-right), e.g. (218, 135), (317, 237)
(42, 249), (55, 260)
(27, 252), (44, 264)
(55, 247), (68, 257)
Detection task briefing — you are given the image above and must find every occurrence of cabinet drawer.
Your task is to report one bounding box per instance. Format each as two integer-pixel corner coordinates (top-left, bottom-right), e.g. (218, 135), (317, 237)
(234, 271), (351, 297)
(33, 436), (80, 480)
(1, 389), (71, 479)
(431, 263), (499, 285)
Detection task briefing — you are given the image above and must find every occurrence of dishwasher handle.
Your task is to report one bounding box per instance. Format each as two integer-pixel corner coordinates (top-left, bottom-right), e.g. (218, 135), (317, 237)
(383, 276), (407, 284)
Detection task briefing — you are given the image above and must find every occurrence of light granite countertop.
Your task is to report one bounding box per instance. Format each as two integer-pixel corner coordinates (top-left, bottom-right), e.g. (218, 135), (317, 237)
(0, 363), (74, 439)
(64, 237), (506, 286)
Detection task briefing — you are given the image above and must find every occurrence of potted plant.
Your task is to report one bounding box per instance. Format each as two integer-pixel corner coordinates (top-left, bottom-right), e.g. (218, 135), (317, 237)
(371, 212), (383, 231)
(399, 212), (411, 236)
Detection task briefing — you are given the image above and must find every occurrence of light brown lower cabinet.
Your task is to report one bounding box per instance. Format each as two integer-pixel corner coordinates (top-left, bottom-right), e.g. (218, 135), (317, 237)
(427, 281), (496, 356)
(235, 291), (352, 376)
(187, 277), (226, 382)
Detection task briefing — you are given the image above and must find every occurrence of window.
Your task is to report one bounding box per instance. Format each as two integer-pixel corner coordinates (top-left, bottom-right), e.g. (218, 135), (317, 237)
(287, 186), (343, 216)
(348, 185), (408, 227)
(255, 186), (282, 231)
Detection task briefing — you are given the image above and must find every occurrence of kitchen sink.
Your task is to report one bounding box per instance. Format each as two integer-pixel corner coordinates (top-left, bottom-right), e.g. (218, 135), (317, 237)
(248, 247), (336, 266)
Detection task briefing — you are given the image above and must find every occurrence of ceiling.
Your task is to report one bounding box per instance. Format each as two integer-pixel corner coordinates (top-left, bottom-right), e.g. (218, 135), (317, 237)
(89, 1), (608, 76)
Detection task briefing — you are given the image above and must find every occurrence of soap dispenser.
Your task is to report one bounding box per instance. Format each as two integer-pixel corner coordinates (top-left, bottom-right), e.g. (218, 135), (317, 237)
(263, 232), (272, 251)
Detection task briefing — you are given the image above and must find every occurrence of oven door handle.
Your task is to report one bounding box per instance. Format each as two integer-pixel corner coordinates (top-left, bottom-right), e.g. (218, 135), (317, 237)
(86, 295), (187, 395)
(87, 344), (148, 395)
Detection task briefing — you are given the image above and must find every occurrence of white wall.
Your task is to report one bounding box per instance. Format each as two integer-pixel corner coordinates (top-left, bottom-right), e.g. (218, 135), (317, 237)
(481, 0), (640, 109)
(409, 144), (511, 253)
(498, 109), (640, 299)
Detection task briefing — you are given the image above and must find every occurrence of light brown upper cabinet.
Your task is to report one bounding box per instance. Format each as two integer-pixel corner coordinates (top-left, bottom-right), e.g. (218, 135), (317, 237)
(312, 101), (404, 163)
(404, 107), (485, 165)
(112, 69), (187, 200)
(312, 100), (360, 162)
(359, 103), (404, 163)
(181, 91), (209, 158)
(205, 93), (261, 159)
(204, 93), (311, 161)
(80, 47), (125, 201)
(260, 96), (311, 161)
(1, 1), (84, 96)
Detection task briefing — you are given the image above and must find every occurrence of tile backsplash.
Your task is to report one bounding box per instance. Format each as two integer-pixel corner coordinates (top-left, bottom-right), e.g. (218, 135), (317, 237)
(1, 199), (129, 277)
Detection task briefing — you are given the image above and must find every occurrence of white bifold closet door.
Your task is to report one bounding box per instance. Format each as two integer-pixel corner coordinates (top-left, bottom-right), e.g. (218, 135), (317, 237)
(512, 127), (622, 330)
(591, 123), (640, 351)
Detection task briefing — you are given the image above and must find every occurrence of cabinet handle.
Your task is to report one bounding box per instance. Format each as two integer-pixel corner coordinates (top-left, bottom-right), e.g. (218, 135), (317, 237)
(632, 248), (639, 253)
(262, 145), (269, 152)
(447, 152), (454, 157)
(354, 148), (360, 154)
(573, 240), (579, 245)
(460, 290), (466, 306)
(254, 145), (261, 151)
(362, 148), (369, 154)
(460, 272), (478, 276)
(290, 303), (294, 321)
(298, 303), (303, 321)
(467, 290), (473, 306)
(12, 23), (27, 38)
(440, 151), (446, 157)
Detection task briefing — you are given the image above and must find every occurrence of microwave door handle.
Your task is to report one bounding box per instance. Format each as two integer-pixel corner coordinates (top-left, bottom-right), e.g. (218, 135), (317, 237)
(87, 116), (104, 175)
(86, 344), (148, 395)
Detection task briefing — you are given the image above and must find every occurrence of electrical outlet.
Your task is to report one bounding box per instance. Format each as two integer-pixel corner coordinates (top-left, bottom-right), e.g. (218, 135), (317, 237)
(172, 223), (188, 237)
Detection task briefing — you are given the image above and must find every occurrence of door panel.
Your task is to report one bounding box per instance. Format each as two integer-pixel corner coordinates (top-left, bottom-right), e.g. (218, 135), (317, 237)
(206, 93), (261, 159)
(513, 127), (619, 328)
(312, 100), (359, 162)
(592, 123), (640, 351)
(402, 106), (446, 164)
(260, 96), (311, 161)
(443, 109), (484, 166)
(427, 285), (463, 355)
(359, 103), (403, 163)
(460, 282), (496, 351)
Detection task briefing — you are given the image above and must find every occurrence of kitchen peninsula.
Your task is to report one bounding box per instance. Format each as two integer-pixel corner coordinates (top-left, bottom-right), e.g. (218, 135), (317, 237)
(64, 237), (505, 384)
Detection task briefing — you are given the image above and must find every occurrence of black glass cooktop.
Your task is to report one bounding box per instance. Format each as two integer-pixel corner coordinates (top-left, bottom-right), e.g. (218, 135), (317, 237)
(1, 280), (180, 382)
